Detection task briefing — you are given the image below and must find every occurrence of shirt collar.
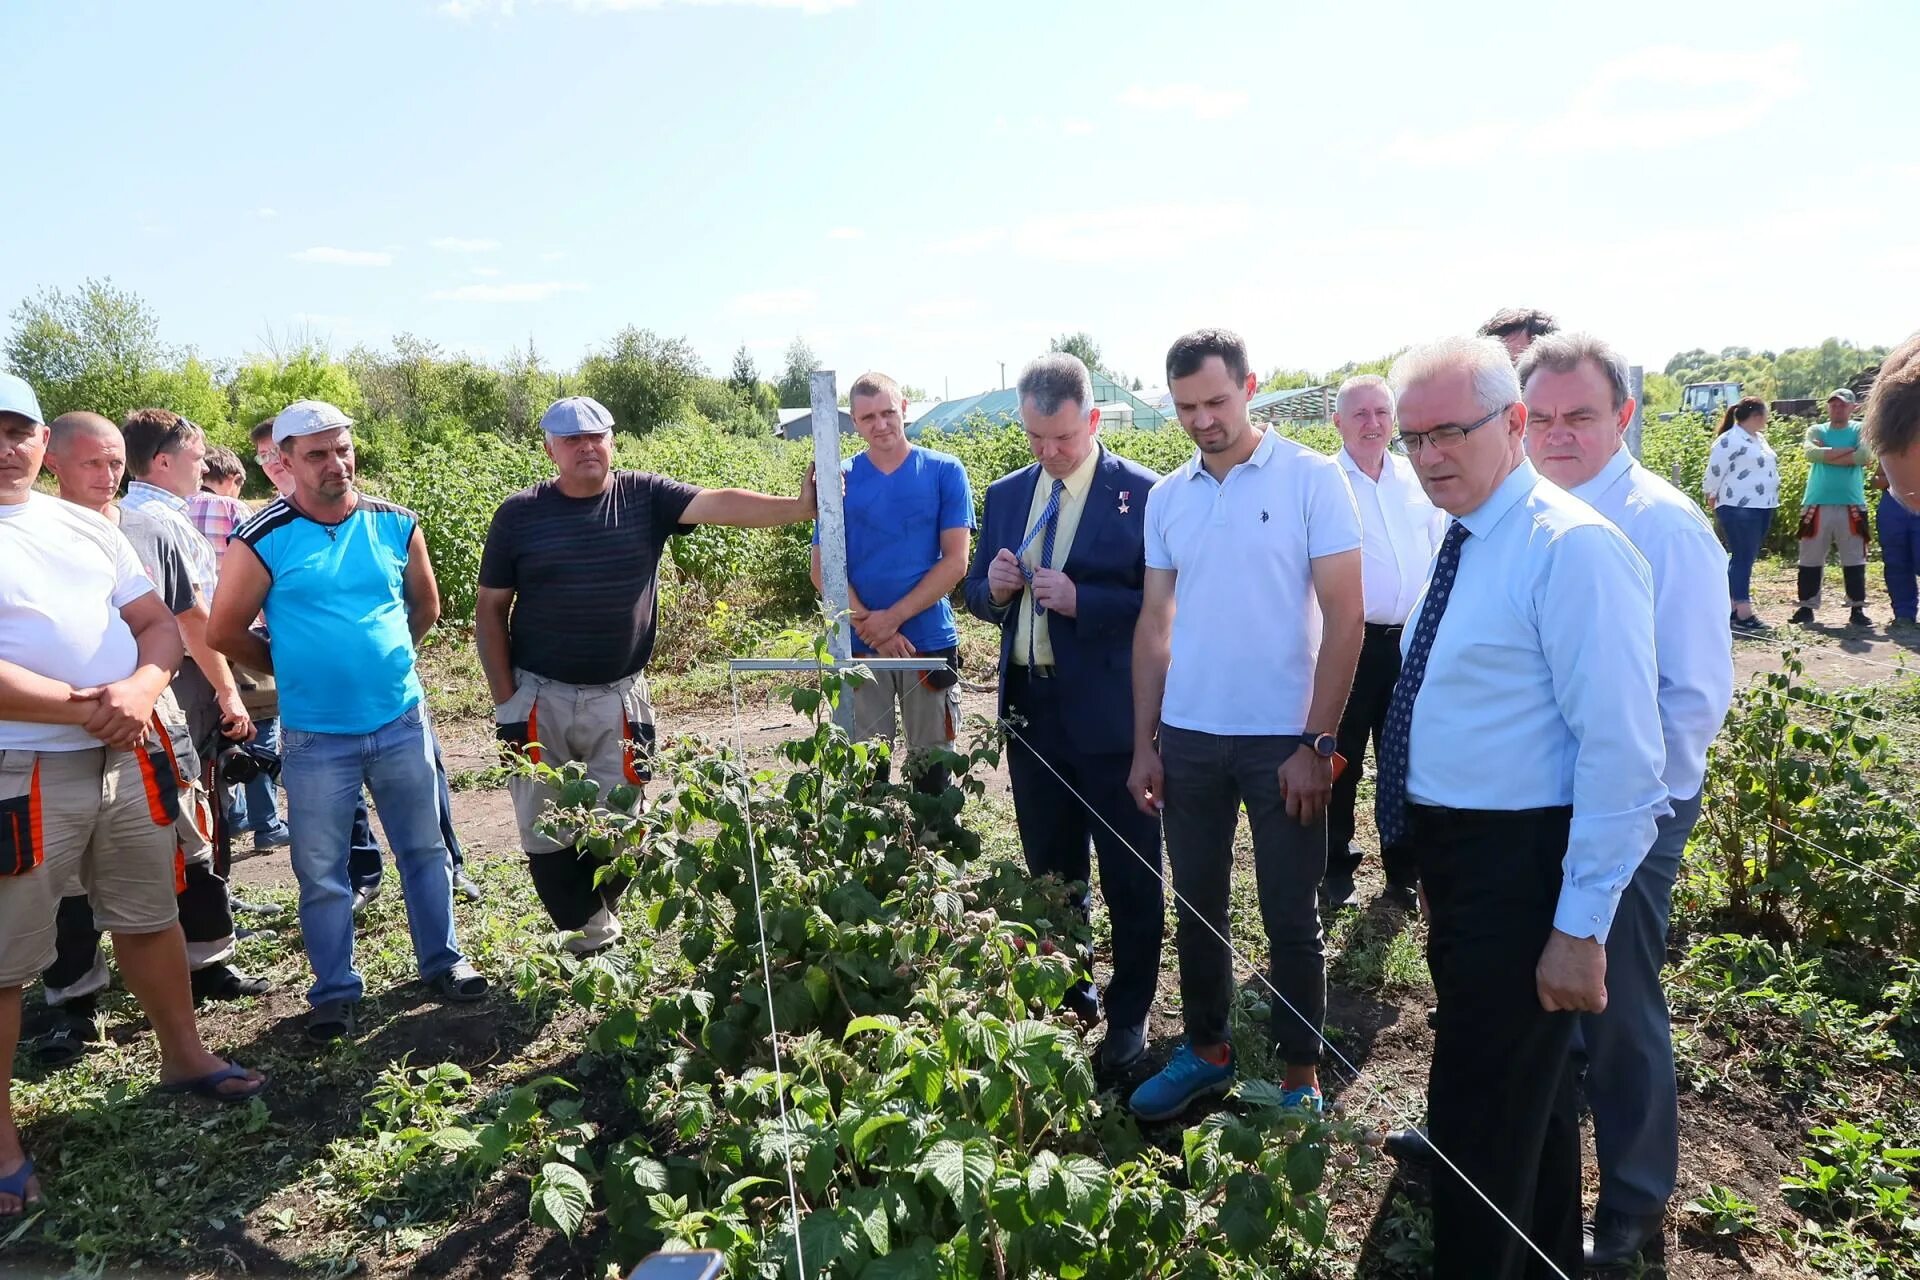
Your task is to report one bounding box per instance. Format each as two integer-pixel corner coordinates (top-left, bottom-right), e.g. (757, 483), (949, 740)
(1568, 446), (1635, 504)
(1457, 459), (1541, 539)
(1043, 443), (1102, 500)
(1336, 446), (1396, 487)
(126, 480), (188, 514)
(1183, 425), (1277, 481)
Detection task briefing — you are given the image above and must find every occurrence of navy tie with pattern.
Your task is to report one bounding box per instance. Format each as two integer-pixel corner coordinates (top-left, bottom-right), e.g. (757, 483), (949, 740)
(1028, 478), (1065, 670)
(1375, 520), (1470, 848)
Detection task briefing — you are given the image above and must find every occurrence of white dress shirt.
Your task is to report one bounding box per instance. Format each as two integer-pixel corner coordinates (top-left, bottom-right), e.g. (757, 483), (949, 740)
(1403, 461), (1668, 943)
(1337, 447), (1447, 625)
(1568, 448), (1734, 802)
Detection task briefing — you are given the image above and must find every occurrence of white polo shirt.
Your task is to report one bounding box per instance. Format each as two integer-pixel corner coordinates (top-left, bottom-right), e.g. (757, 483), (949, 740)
(1145, 428), (1362, 736)
(1337, 447), (1447, 626)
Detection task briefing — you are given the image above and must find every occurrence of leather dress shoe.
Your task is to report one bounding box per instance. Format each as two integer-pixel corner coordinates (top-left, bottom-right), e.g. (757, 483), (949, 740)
(1584, 1207), (1663, 1270)
(1384, 1125), (1435, 1165)
(1096, 1021), (1147, 1074)
(351, 883), (382, 919)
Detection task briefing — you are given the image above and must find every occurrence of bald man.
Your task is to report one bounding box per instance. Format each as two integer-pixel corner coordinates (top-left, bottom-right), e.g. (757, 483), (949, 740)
(40, 414), (268, 1027)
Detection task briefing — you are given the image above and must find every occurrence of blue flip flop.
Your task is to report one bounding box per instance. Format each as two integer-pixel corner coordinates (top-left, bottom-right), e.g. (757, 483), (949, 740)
(0, 1158), (41, 1215)
(159, 1062), (268, 1104)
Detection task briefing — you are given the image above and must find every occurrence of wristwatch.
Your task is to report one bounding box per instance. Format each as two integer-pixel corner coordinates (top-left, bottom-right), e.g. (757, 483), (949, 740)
(1299, 732), (1338, 759)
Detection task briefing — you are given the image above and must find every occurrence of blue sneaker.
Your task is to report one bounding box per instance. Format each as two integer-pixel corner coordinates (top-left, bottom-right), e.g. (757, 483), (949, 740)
(1279, 1084), (1324, 1114)
(1129, 1042), (1235, 1122)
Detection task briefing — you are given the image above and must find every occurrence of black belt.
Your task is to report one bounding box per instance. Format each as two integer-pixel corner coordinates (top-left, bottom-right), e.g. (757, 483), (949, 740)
(1365, 622), (1404, 638)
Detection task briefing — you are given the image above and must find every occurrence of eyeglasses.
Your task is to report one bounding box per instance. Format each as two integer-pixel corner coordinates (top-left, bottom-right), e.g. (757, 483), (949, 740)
(1395, 403), (1510, 455)
(254, 449), (280, 465)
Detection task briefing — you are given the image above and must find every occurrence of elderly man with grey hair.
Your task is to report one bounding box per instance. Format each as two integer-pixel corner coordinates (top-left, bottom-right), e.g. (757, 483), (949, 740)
(1519, 331), (1732, 1269)
(1375, 335), (1667, 1280)
(964, 353), (1166, 1073)
(1321, 374), (1444, 913)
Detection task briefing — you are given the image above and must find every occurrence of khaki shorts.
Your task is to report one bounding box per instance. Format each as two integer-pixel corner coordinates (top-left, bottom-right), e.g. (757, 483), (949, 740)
(0, 732), (188, 986)
(497, 669), (656, 855)
(850, 655), (961, 762)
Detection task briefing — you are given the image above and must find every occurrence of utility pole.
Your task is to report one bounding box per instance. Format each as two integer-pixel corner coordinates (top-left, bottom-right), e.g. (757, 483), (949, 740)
(998, 361), (1006, 391)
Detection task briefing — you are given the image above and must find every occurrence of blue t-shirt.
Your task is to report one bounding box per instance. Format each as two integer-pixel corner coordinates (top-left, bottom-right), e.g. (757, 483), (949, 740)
(815, 448), (974, 654)
(235, 496), (426, 734)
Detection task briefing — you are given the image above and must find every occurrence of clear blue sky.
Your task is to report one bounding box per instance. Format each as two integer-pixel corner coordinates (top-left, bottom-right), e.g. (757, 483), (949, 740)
(3, 0), (1914, 402)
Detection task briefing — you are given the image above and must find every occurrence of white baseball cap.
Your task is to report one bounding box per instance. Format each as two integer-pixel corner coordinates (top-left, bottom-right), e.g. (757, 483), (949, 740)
(272, 399), (355, 445)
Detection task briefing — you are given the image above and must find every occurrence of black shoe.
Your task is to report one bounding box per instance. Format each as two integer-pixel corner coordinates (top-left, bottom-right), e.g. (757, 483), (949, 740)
(235, 924), (278, 943)
(305, 999), (359, 1044)
(1384, 1125), (1435, 1166)
(1731, 613), (1769, 633)
(1790, 606), (1815, 625)
(1096, 1021), (1148, 1074)
(1380, 876), (1420, 912)
(350, 883), (382, 919)
(1849, 606), (1872, 628)
(1584, 1207), (1664, 1269)
(32, 1010), (101, 1068)
(192, 963), (272, 1003)
(231, 896), (286, 919)
(453, 871), (484, 903)
(1319, 872), (1358, 912)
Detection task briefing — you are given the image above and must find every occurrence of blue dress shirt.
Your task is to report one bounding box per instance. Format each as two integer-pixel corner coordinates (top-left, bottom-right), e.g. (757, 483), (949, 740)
(1567, 448), (1733, 803)
(1402, 461), (1669, 942)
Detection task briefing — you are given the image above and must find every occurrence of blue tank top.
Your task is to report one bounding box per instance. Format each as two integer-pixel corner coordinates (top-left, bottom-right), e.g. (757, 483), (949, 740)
(235, 496), (425, 734)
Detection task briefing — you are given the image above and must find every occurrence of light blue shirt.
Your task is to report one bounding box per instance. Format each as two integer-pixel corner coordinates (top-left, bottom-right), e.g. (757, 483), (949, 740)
(1403, 461), (1668, 942)
(1145, 428), (1362, 735)
(124, 480), (217, 596)
(1567, 448), (1733, 802)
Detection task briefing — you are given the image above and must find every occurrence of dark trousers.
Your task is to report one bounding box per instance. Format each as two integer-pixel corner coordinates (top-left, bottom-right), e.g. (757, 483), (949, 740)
(1883, 493), (1920, 621)
(1414, 803), (1581, 1280)
(349, 731), (466, 892)
(1004, 668), (1164, 1030)
(1577, 792), (1700, 1217)
(1327, 623), (1418, 885)
(1159, 724), (1326, 1065)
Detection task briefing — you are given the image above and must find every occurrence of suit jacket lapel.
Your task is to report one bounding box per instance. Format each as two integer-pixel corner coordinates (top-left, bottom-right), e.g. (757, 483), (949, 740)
(1062, 447), (1117, 577)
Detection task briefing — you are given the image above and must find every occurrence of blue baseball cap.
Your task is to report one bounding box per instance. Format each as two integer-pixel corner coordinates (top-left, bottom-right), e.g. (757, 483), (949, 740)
(0, 372), (44, 425)
(540, 396), (614, 437)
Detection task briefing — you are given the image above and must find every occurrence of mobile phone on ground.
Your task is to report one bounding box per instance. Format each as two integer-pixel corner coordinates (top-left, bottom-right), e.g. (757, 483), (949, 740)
(628, 1251), (725, 1280)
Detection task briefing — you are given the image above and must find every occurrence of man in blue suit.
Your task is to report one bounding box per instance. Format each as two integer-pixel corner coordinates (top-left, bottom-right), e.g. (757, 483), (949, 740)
(964, 353), (1165, 1073)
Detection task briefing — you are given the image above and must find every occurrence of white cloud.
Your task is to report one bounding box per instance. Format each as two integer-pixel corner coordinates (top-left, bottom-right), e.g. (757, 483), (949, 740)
(731, 288), (817, 316)
(292, 246), (393, 266)
(1061, 118), (1096, 137)
(1117, 83), (1249, 121)
(429, 280), (587, 302)
(539, 249), (567, 262)
(827, 226), (865, 241)
(1387, 42), (1805, 166)
(471, 266), (503, 277)
(430, 236), (502, 252)
(254, 207), (278, 219)
(928, 227), (1007, 255)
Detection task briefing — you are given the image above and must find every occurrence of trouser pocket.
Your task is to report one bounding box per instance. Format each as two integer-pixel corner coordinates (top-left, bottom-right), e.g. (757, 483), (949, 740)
(0, 750), (42, 877)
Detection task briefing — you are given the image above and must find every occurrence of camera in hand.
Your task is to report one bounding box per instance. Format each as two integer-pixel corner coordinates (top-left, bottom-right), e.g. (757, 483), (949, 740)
(219, 740), (282, 785)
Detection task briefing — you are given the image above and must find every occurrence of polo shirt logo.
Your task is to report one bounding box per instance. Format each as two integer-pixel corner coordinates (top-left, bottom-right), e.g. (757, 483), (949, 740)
(1260, 510), (1269, 522)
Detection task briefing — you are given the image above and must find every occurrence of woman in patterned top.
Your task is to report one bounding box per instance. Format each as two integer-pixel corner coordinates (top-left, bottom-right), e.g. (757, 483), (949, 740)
(1704, 396), (1780, 631)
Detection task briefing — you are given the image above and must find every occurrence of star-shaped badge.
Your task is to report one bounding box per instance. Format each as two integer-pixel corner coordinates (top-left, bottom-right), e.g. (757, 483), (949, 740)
(1118, 489), (1131, 514)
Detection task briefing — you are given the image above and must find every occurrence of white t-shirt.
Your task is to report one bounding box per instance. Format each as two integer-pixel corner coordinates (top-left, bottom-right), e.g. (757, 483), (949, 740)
(0, 493), (157, 751)
(1145, 429), (1363, 735)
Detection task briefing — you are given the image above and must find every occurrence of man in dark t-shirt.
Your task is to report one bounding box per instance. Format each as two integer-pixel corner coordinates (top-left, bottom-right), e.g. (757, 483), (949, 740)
(476, 396), (816, 951)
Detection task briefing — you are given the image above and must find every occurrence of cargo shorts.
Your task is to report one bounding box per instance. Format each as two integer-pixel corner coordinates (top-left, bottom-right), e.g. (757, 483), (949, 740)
(0, 703), (196, 986)
(496, 668), (657, 855)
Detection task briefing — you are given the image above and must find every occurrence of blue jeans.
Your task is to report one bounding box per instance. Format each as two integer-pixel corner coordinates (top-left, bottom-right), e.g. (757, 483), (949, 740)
(281, 704), (466, 1008)
(226, 717), (291, 838)
(1882, 493), (1920, 621)
(1577, 792), (1701, 1217)
(1715, 505), (1773, 605)
(348, 732), (465, 892)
